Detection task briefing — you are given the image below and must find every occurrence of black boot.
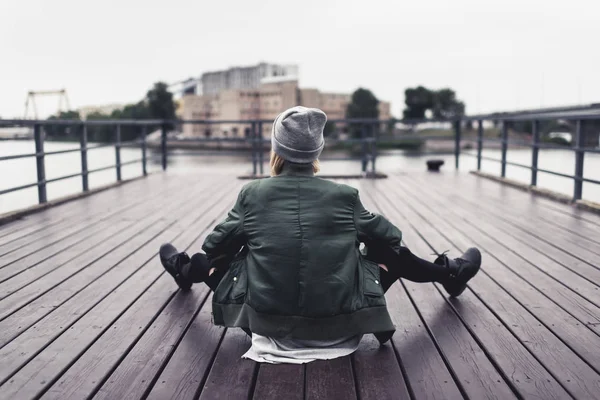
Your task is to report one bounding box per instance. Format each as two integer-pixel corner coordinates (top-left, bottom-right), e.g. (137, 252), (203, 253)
(374, 330), (395, 345)
(434, 248), (481, 297)
(159, 243), (193, 291)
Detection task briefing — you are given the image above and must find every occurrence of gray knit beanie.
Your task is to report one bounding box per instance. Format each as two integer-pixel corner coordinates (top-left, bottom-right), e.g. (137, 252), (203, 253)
(271, 106), (326, 163)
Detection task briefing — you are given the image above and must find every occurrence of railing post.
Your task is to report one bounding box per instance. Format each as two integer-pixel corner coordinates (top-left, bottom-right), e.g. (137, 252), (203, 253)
(371, 122), (377, 175)
(476, 120), (483, 171)
(573, 119), (584, 200)
(501, 121), (508, 178)
(34, 123), (47, 203)
(531, 120), (539, 186)
(251, 122), (257, 176)
(80, 124), (89, 191)
(258, 121), (264, 175)
(161, 123), (167, 171)
(361, 123), (367, 174)
(141, 125), (147, 176)
(115, 124), (122, 181)
(454, 119), (461, 169)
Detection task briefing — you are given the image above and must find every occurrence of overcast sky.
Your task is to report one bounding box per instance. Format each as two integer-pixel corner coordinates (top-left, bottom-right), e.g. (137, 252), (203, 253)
(1, 0), (598, 119)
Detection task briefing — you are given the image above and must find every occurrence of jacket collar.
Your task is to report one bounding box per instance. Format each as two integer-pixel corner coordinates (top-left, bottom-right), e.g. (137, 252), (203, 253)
(278, 162), (315, 177)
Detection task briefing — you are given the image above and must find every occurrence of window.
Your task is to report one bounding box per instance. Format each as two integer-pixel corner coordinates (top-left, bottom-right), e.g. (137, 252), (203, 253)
(232, 127), (239, 136)
(205, 130), (211, 137)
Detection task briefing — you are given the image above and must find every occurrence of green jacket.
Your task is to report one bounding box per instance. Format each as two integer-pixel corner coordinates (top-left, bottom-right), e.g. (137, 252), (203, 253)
(202, 163), (402, 340)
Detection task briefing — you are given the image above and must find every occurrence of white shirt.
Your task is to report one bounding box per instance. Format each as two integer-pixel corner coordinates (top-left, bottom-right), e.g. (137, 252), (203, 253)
(242, 333), (363, 364)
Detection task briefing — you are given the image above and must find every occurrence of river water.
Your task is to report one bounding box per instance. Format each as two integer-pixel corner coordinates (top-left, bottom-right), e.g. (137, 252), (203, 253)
(1, 140), (599, 215)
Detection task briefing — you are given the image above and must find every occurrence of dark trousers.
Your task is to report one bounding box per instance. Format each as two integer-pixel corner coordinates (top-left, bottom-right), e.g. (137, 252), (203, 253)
(184, 246), (448, 294)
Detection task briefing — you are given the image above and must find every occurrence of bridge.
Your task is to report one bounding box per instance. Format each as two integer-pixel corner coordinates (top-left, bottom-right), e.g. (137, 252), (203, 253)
(0, 112), (599, 399)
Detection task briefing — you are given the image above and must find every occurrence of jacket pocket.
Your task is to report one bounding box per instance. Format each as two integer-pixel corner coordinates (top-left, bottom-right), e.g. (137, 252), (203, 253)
(363, 259), (384, 297)
(214, 259), (248, 303)
(229, 261), (248, 300)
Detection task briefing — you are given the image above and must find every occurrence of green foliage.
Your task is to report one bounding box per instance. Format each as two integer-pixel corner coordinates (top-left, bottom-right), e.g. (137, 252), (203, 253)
(45, 81), (175, 142)
(542, 136), (571, 146)
(44, 110), (81, 139)
(403, 86), (465, 120)
(323, 121), (336, 137)
(402, 86), (433, 119)
(146, 82), (175, 121)
(345, 88), (380, 138)
(346, 88), (380, 119)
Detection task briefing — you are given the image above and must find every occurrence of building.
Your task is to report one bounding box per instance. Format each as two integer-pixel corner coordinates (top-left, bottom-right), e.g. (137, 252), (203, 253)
(200, 63), (299, 95)
(179, 77), (391, 138)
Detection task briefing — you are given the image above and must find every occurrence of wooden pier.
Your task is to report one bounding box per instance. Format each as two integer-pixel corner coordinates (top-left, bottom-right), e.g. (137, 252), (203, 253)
(0, 171), (599, 399)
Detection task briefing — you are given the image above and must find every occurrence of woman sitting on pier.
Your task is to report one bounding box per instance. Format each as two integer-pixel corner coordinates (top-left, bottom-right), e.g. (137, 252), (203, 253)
(159, 106), (481, 364)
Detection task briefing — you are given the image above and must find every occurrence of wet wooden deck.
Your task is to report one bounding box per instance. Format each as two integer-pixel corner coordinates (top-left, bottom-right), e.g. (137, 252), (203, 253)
(0, 171), (599, 400)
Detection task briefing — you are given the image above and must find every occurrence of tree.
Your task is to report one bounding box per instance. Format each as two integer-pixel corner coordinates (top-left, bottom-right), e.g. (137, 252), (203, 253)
(403, 86), (465, 120)
(431, 88), (465, 119)
(346, 88), (380, 119)
(44, 110), (81, 139)
(346, 88), (380, 137)
(402, 86), (433, 119)
(146, 82), (176, 121)
(323, 121), (336, 137)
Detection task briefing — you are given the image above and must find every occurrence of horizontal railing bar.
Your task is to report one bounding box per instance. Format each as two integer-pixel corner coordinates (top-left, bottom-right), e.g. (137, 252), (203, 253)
(118, 159), (142, 167)
(0, 152), (37, 161)
(45, 172), (83, 184)
(87, 164), (117, 174)
(583, 176), (600, 185)
(463, 153), (600, 183)
(0, 182), (40, 196)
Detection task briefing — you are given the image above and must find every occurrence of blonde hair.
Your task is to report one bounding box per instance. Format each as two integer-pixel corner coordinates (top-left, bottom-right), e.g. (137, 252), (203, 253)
(270, 151), (320, 176)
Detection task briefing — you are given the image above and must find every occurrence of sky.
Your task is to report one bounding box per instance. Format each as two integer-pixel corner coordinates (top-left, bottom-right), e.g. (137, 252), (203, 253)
(1, 0), (599, 119)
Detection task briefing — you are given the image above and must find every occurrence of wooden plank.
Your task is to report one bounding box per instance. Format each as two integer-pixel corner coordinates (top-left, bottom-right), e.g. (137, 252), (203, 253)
(92, 189), (242, 400)
(144, 293), (226, 400)
(36, 193), (238, 399)
(0, 177), (175, 260)
(0, 174), (165, 239)
(0, 182), (237, 389)
(0, 182), (236, 349)
(197, 329), (257, 400)
(429, 174), (600, 269)
(393, 176), (600, 336)
(0, 176), (213, 288)
(0, 221), (127, 288)
(416, 177), (600, 295)
(305, 356), (357, 400)
(378, 182), (571, 399)
(90, 289), (211, 400)
(402, 280), (517, 399)
(253, 364), (305, 400)
(0, 260), (172, 397)
(356, 182), (464, 400)
(441, 173), (600, 245)
(0, 178), (226, 321)
(0, 187), (230, 399)
(362, 184), (517, 400)
(351, 335), (409, 400)
(382, 175), (600, 399)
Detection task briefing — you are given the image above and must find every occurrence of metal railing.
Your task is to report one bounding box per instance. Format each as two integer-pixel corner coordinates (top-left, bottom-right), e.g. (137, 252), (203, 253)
(1, 111), (599, 209)
(0, 120), (155, 204)
(458, 111), (600, 201)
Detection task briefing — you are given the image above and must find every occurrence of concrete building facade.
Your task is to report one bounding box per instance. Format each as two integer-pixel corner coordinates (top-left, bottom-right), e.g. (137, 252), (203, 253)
(200, 63), (299, 95)
(179, 78), (391, 138)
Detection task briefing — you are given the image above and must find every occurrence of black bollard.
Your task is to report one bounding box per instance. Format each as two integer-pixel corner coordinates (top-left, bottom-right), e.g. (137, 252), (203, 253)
(426, 159), (445, 172)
